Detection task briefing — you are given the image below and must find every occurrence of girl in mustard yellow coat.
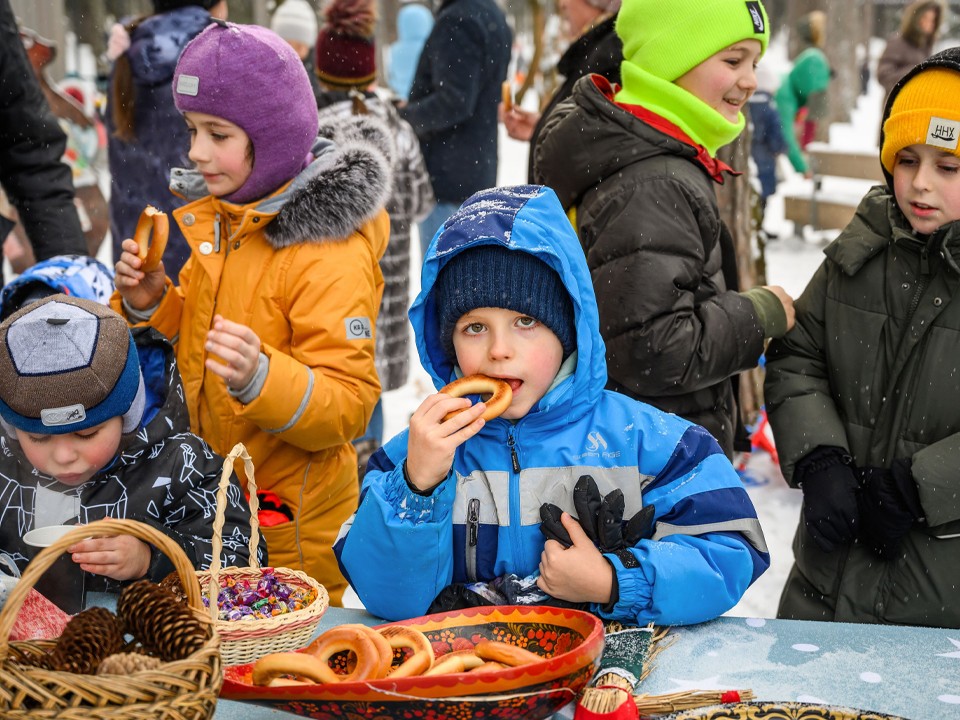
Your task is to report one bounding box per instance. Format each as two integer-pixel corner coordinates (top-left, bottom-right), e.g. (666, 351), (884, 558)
(112, 21), (391, 605)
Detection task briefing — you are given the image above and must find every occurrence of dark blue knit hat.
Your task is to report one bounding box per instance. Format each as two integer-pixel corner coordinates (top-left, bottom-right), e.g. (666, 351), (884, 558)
(434, 245), (576, 361)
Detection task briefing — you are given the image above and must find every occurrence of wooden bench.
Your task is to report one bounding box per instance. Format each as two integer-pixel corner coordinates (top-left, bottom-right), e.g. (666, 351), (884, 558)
(783, 145), (884, 233)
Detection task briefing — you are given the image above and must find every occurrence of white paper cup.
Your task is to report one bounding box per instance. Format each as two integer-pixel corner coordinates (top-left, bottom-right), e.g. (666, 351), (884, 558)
(23, 525), (76, 548)
(22, 525), (86, 614)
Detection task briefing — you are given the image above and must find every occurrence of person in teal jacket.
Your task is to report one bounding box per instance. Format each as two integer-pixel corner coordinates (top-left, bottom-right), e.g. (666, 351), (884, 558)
(334, 184), (769, 625)
(774, 11), (832, 176)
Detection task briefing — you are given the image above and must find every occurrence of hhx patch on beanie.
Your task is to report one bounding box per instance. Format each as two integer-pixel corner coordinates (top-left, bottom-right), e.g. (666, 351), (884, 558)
(881, 67), (960, 174)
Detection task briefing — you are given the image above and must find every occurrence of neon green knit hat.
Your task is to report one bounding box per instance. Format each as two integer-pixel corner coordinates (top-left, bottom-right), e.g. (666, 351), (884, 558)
(614, 0), (769, 154)
(616, 0), (769, 82)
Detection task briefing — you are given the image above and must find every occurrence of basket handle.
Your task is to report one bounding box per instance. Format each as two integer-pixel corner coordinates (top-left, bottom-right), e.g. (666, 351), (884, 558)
(0, 518), (206, 661)
(207, 442), (261, 622)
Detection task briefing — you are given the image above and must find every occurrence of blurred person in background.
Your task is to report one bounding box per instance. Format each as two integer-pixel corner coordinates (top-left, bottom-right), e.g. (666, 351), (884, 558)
(105, 0), (227, 280)
(386, 1), (433, 102)
(270, 0), (323, 104)
(314, 0), (435, 478)
(500, 0), (622, 183)
(399, 0), (511, 257)
(877, 0), (943, 102)
(748, 61), (786, 239)
(774, 10), (831, 178)
(0, 0), (87, 274)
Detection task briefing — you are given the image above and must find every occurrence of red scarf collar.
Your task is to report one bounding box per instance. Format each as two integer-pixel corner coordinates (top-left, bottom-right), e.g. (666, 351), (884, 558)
(591, 75), (740, 185)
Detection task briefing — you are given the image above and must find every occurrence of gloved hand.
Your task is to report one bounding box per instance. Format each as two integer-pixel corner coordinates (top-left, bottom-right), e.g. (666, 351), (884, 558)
(795, 446), (860, 554)
(857, 459), (923, 560)
(539, 475), (655, 561)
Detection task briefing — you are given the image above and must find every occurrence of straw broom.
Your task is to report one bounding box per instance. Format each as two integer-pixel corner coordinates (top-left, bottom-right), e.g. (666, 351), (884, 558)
(579, 682), (756, 716)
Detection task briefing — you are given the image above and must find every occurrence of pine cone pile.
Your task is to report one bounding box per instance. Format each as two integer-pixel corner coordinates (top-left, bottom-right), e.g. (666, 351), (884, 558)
(20, 579), (211, 675)
(117, 580), (208, 662)
(49, 607), (123, 674)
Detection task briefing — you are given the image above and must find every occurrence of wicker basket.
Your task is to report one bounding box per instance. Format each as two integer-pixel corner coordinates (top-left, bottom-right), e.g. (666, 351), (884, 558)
(196, 443), (328, 666)
(0, 518), (221, 719)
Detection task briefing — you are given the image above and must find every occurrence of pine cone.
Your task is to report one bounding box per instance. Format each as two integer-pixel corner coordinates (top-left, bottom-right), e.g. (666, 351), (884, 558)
(118, 580), (208, 662)
(49, 607), (123, 674)
(158, 571), (190, 605)
(97, 651), (163, 675)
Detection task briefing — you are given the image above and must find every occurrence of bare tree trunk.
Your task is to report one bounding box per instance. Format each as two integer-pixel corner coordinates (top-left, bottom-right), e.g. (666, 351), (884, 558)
(716, 133), (763, 424)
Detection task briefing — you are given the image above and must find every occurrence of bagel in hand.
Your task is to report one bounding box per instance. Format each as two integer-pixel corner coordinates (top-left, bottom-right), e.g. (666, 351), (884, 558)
(440, 374), (512, 422)
(501, 81), (513, 111)
(133, 205), (168, 271)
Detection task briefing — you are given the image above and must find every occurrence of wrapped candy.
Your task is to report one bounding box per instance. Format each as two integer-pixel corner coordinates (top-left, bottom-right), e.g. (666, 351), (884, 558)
(207, 569), (316, 622)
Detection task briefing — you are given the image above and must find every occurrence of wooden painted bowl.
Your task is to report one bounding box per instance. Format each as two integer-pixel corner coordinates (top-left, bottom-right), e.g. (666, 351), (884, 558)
(221, 604), (605, 720)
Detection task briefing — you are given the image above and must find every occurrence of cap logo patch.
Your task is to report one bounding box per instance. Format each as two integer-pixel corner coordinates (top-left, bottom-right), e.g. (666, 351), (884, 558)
(176, 74), (200, 96)
(927, 116), (960, 150)
(746, 2), (765, 33)
(41, 404), (86, 427)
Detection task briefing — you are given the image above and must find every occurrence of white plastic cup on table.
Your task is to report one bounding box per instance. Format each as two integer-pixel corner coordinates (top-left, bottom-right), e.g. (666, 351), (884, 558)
(23, 525), (86, 615)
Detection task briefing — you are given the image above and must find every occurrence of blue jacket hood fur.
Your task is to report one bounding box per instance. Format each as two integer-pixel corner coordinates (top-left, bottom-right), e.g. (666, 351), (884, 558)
(335, 185), (769, 624)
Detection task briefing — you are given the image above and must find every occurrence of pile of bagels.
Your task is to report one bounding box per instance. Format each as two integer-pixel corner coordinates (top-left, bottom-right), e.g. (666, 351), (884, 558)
(252, 623), (543, 686)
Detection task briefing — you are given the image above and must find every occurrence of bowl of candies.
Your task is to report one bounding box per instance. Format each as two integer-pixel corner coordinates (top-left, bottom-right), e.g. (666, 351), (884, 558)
(220, 604), (604, 720)
(191, 566), (328, 666)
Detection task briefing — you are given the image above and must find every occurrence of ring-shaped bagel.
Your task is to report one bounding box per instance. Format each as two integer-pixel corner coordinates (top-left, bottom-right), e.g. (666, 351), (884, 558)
(251, 652), (333, 686)
(354, 624), (393, 679)
(133, 205), (168, 271)
(475, 639), (544, 667)
(379, 625), (434, 678)
(303, 624), (385, 683)
(423, 649), (486, 676)
(440, 374), (512, 422)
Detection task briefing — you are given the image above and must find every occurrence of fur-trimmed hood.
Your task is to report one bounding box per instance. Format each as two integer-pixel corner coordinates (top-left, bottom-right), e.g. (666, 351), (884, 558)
(170, 114), (393, 249)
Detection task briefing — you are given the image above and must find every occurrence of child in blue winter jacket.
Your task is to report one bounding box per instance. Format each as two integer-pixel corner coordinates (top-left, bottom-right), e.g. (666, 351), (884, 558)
(334, 185), (769, 625)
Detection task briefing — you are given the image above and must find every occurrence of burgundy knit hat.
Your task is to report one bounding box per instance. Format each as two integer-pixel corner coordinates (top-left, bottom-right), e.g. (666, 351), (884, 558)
(173, 20), (319, 203)
(315, 0), (377, 89)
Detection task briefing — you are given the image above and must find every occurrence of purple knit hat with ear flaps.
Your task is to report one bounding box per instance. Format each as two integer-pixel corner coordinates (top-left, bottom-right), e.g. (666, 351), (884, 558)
(173, 21), (319, 204)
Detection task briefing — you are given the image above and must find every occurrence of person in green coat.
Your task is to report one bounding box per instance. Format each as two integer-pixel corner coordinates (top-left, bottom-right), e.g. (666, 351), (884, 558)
(774, 11), (831, 177)
(764, 47), (960, 629)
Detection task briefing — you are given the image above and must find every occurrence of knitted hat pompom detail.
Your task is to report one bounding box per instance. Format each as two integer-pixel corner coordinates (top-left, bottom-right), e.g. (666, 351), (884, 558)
(315, 0), (378, 89)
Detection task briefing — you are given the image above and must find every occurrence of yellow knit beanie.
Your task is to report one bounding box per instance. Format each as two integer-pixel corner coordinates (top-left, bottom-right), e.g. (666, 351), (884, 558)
(881, 67), (960, 173)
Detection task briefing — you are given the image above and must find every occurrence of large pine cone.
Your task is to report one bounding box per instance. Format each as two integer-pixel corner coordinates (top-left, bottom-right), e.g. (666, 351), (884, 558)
(98, 651), (163, 675)
(158, 571), (190, 605)
(49, 607), (123, 674)
(117, 580), (208, 662)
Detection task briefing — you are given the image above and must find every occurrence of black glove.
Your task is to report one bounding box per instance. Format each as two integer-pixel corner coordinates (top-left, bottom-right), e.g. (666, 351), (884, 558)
(857, 459), (923, 560)
(795, 446), (860, 554)
(539, 476), (656, 563)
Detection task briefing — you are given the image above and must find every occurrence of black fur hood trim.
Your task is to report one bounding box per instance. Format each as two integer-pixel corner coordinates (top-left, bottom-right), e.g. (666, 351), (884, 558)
(262, 114), (394, 249)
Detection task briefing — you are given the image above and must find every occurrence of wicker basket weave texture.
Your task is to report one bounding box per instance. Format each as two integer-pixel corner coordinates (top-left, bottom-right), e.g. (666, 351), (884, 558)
(198, 443), (328, 666)
(0, 518), (221, 720)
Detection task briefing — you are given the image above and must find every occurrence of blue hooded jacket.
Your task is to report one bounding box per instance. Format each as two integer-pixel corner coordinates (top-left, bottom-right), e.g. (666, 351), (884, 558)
(334, 185), (769, 624)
